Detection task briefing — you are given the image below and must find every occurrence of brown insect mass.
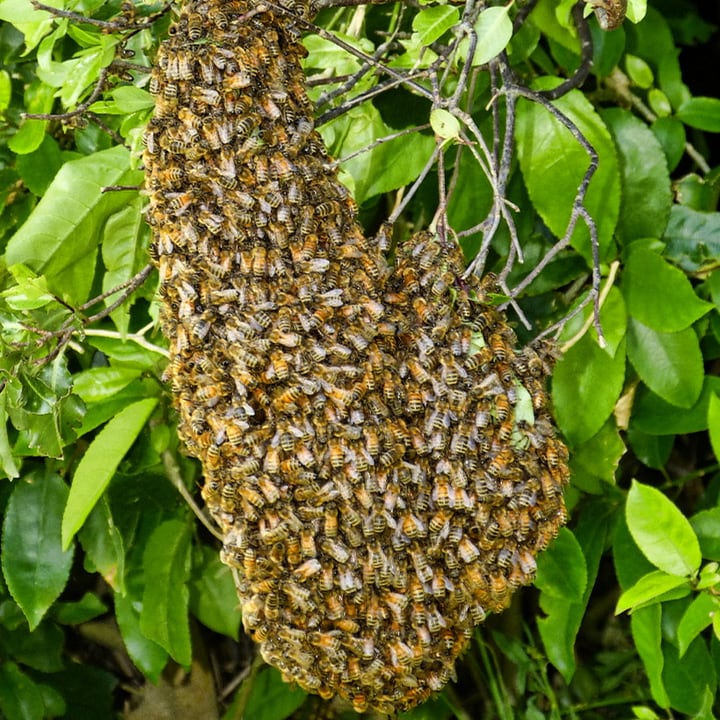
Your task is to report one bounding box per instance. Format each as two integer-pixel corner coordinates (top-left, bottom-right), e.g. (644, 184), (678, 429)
(144, 0), (570, 713)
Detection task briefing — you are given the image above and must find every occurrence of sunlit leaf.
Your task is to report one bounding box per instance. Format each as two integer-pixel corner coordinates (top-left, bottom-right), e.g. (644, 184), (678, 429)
(516, 80), (620, 264)
(62, 397), (158, 549)
(626, 480), (701, 577)
(5, 146), (144, 304)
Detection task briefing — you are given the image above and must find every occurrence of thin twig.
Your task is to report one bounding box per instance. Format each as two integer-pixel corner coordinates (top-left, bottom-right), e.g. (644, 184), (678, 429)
(559, 260), (619, 351)
(161, 448), (223, 541)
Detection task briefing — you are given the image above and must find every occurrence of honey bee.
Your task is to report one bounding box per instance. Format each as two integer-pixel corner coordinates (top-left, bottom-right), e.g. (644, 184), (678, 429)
(320, 537), (350, 564)
(186, 12), (203, 39)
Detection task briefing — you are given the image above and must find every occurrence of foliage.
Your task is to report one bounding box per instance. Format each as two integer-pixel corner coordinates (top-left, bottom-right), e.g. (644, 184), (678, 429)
(0, 0), (719, 718)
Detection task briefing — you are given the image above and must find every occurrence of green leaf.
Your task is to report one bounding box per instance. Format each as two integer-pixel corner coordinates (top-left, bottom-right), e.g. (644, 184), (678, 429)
(613, 511), (656, 590)
(0, 392), (20, 480)
(412, 5), (459, 45)
(631, 376), (720, 436)
(631, 605), (670, 707)
(469, 6), (513, 66)
(664, 205), (720, 273)
(626, 0), (647, 24)
(534, 528), (587, 601)
(62, 397), (158, 549)
(323, 104), (435, 205)
(627, 319), (703, 408)
(88, 85), (155, 115)
(651, 117), (686, 172)
(537, 503), (609, 681)
(5, 146), (144, 304)
(1, 474), (74, 630)
(600, 108), (671, 243)
(557, 285), (627, 357)
(662, 637), (717, 715)
(140, 519), (192, 667)
(243, 666), (308, 720)
(15, 135), (63, 197)
(0, 69), (11, 111)
(621, 248), (712, 331)
(0, 662), (45, 720)
(616, 570), (690, 614)
(429, 108), (460, 140)
(677, 593), (718, 658)
(71, 367), (143, 404)
(569, 418), (625, 491)
(677, 97), (720, 133)
(625, 54), (653, 88)
(78, 498), (125, 593)
(115, 592), (168, 683)
(690, 508), (720, 561)
(552, 334), (625, 445)
(189, 547), (241, 640)
(626, 427), (673, 470)
(516, 81), (620, 264)
(101, 194), (148, 335)
(53, 592), (107, 626)
(709, 394), (720, 465)
(626, 480), (702, 576)
(8, 81), (55, 155)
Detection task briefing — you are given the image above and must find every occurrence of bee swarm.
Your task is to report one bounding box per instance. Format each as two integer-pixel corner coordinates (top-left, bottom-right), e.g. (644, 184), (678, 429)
(143, 0), (570, 713)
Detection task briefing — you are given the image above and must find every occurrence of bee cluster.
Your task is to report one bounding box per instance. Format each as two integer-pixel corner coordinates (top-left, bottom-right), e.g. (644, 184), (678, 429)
(143, 0), (570, 713)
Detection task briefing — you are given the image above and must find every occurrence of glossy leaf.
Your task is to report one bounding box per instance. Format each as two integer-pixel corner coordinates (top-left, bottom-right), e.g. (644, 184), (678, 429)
(600, 108), (671, 243)
(535, 527), (587, 601)
(676, 97), (720, 133)
(140, 519), (192, 667)
(569, 418), (625, 491)
(5, 146), (144, 304)
(516, 81), (620, 264)
(631, 605), (670, 707)
(690, 508), (720, 561)
(708, 393), (720, 464)
(664, 205), (720, 273)
(430, 108), (460, 140)
(616, 570), (690, 614)
(101, 193), (148, 335)
(631, 376), (720, 436)
(552, 334), (625, 445)
(469, 6), (513, 66)
(62, 397), (158, 549)
(621, 248), (712, 331)
(678, 593), (718, 658)
(322, 104), (435, 205)
(243, 666), (308, 720)
(1, 474), (74, 630)
(412, 6), (459, 45)
(626, 480), (701, 577)
(71, 367), (143, 404)
(627, 319), (703, 408)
